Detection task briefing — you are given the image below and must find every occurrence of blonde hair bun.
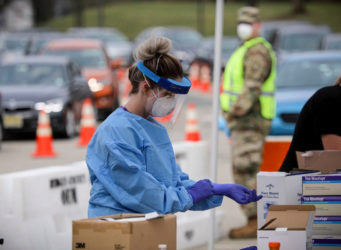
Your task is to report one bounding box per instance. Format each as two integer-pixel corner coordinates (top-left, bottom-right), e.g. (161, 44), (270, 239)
(135, 36), (172, 61)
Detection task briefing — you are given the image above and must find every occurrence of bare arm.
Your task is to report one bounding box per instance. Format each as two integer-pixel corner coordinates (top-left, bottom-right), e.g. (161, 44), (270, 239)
(321, 134), (341, 149)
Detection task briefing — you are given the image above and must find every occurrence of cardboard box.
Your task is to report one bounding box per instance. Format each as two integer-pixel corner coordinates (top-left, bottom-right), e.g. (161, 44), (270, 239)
(301, 196), (341, 216)
(257, 205), (315, 250)
(313, 235), (341, 250)
(257, 171), (318, 228)
(297, 150), (341, 174)
(302, 175), (341, 196)
(313, 216), (341, 235)
(72, 213), (176, 250)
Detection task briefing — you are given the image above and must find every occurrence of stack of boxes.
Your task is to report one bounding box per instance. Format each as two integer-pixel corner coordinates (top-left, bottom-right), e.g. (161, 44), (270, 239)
(301, 174), (341, 249)
(257, 150), (341, 249)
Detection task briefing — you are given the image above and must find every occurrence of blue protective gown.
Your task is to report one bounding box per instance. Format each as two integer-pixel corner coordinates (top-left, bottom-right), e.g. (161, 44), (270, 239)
(86, 107), (222, 217)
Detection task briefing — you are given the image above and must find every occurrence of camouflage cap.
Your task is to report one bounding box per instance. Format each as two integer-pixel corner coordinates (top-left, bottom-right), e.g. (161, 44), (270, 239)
(237, 6), (260, 24)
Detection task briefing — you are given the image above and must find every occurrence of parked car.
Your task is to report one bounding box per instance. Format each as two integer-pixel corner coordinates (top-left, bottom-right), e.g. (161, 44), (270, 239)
(27, 31), (68, 55)
(0, 56), (92, 137)
(194, 36), (240, 69)
(0, 91), (3, 150)
(270, 24), (331, 55)
(322, 33), (341, 50)
(260, 20), (309, 43)
(68, 27), (133, 66)
(270, 51), (341, 135)
(42, 38), (120, 120)
(134, 26), (203, 73)
(0, 32), (32, 62)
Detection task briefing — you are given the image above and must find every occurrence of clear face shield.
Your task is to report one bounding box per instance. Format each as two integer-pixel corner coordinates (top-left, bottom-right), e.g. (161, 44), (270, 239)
(152, 94), (186, 128)
(137, 61), (191, 127)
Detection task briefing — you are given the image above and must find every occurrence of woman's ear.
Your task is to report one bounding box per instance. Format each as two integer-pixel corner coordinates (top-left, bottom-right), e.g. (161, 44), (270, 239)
(140, 81), (150, 94)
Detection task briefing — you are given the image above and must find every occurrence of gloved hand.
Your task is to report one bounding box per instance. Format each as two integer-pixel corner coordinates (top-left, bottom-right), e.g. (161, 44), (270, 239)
(240, 246), (257, 250)
(212, 183), (262, 204)
(187, 179), (214, 204)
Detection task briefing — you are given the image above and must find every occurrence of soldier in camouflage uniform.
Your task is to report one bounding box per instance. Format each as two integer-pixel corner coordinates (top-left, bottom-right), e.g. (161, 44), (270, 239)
(220, 7), (276, 238)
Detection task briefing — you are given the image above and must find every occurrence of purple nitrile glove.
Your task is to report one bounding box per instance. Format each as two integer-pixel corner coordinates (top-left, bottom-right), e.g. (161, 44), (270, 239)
(212, 183), (262, 204)
(187, 179), (214, 204)
(240, 246), (257, 250)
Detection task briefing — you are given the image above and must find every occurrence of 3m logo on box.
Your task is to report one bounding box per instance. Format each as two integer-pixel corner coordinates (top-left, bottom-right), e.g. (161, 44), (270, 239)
(75, 242), (85, 248)
(114, 244), (125, 250)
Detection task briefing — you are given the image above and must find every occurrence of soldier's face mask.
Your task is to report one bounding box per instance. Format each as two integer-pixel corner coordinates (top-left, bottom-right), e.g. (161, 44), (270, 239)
(237, 23), (253, 40)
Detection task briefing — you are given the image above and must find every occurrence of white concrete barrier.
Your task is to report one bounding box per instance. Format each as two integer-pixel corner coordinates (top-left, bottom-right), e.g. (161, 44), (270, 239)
(176, 208), (229, 250)
(0, 161), (91, 250)
(173, 141), (210, 181)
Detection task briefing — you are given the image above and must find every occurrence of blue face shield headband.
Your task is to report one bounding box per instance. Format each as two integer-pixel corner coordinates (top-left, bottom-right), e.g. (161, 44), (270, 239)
(136, 61), (191, 94)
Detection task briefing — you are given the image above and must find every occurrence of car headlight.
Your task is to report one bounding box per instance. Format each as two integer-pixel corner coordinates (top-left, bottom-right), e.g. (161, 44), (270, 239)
(34, 99), (64, 113)
(88, 77), (111, 92)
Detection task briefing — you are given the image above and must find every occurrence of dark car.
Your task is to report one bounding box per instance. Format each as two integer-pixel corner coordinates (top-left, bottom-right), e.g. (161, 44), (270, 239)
(42, 38), (120, 120)
(68, 27), (133, 66)
(134, 26), (203, 73)
(270, 24), (331, 55)
(0, 91), (3, 150)
(27, 31), (70, 55)
(194, 36), (240, 69)
(270, 51), (341, 135)
(0, 56), (92, 138)
(0, 32), (32, 61)
(260, 20), (309, 43)
(322, 33), (341, 50)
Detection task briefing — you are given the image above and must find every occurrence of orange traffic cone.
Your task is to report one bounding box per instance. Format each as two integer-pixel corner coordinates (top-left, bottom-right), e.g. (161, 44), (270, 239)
(185, 103), (201, 142)
(31, 110), (57, 158)
(188, 62), (201, 89)
(200, 64), (212, 93)
(155, 110), (174, 123)
(78, 98), (97, 147)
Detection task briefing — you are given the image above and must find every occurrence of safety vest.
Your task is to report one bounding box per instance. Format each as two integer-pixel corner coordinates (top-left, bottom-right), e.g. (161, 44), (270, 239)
(220, 37), (276, 119)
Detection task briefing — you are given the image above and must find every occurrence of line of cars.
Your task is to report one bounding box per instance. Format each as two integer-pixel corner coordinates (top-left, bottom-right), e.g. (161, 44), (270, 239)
(0, 22), (340, 147)
(0, 28), (129, 143)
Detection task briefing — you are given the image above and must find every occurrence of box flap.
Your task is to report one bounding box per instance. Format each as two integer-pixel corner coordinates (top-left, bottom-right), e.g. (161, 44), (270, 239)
(259, 205), (315, 230)
(296, 150), (341, 174)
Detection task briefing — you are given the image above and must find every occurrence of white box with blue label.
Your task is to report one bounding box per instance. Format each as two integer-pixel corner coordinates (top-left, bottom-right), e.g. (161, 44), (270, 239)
(312, 216), (341, 235)
(302, 175), (341, 196)
(301, 196), (341, 216)
(257, 171), (318, 228)
(313, 235), (341, 250)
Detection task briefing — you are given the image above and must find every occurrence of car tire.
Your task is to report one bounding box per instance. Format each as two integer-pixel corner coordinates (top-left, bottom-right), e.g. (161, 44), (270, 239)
(62, 108), (77, 138)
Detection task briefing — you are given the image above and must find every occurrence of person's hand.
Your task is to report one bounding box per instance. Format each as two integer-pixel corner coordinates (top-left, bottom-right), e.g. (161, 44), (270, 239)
(212, 183), (262, 204)
(187, 179), (214, 204)
(240, 246), (257, 250)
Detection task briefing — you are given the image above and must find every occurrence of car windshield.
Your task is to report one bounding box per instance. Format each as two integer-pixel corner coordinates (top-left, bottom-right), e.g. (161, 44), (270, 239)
(279, 33), (324, 52)
(276, 59), (341, 88)
(165, 30), (202, 47)
(2, 38), (29, 53)
(326, 40), (341, 50)
(44, 48), (107, 68)
(81, 32), (127, 44)
(0, 63), (67, 86)
(202, 39), (238, 54)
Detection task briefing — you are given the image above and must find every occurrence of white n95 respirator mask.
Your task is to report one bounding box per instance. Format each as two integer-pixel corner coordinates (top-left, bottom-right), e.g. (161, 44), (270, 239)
(151, 95), (176, 117)
(237, 23), (253, 41)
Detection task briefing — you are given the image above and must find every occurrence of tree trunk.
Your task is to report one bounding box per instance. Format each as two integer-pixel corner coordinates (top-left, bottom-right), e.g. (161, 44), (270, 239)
(74, 0), (84, 27)
(292, 0), (306, 14)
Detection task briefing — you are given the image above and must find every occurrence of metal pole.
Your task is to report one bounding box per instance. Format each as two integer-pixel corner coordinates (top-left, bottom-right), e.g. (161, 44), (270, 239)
(208, 0), (224, 249)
